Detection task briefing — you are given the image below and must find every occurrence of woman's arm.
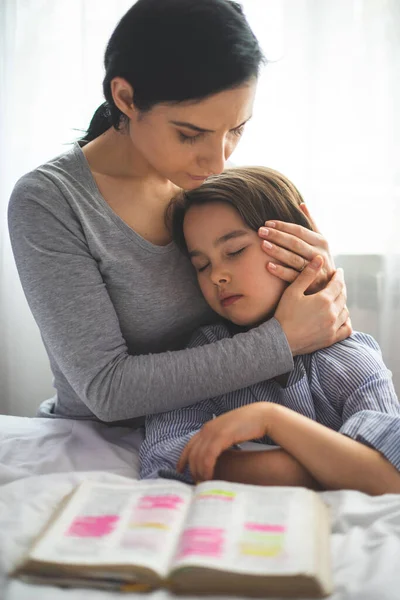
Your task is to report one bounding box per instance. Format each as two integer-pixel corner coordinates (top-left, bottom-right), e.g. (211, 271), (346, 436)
(7, 172), (291, 422)
(8, 173), (349, 422)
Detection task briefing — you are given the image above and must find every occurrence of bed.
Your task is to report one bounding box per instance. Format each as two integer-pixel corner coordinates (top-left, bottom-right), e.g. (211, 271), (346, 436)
(0, 414), (399, 600)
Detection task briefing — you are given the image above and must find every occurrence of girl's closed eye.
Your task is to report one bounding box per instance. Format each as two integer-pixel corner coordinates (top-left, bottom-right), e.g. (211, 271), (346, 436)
(227, 247), (246, 258)
(195, 248), (247, 273)
(197, 263), (210, 273)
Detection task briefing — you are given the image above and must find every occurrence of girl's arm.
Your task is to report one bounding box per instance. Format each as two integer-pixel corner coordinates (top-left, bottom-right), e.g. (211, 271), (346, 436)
(267, 403), (400, 495)
(213, 447), (322, 490)
(140, 399), (216, 482)
(178, 402), (400, 495)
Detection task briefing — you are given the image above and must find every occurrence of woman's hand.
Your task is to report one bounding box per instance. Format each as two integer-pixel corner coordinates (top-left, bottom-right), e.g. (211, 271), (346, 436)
(259, 204), (334, 294)
(177, 403), (271, 482)
(274, 255), (352, 355)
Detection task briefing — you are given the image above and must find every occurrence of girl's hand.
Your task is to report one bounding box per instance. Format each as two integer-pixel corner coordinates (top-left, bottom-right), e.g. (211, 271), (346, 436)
(259, 204), (334, 294)
(274, 255), (352, 355)
(177, 403), (271, 482)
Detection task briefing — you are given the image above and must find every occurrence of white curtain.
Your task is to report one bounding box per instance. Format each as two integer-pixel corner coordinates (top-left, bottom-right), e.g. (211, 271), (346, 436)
(1, 0), (399, 416)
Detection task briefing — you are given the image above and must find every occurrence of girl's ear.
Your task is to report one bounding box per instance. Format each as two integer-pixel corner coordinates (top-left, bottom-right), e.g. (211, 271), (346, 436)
(299, 203), (320, 233)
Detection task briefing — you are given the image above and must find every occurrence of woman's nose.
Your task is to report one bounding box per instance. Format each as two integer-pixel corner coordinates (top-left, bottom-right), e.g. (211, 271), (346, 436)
(198, 139), (227, 175)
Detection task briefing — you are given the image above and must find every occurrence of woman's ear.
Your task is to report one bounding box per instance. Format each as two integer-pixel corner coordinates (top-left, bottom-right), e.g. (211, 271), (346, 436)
(110, 77), (136, 120)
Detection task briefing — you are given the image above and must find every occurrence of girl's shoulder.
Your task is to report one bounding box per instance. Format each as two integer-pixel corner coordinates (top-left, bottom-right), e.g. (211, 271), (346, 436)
(187, 321), (232, 348)
(307, 331), (389, 393)
(313, 332), (383, 364)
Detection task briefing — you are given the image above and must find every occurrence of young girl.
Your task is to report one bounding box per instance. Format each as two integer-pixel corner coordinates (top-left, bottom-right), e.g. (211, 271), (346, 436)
(140, 167), (400, 496)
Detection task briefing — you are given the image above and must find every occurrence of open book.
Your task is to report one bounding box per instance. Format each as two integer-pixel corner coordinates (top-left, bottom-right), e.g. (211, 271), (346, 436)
(14, 479), (333, 597)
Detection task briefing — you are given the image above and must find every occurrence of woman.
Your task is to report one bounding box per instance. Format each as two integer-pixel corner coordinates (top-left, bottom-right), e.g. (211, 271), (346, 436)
(8, 0), (350, 425)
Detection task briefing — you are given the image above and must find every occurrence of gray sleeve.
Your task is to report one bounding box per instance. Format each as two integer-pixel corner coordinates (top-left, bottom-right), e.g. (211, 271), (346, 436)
(8, 174), (293, 422)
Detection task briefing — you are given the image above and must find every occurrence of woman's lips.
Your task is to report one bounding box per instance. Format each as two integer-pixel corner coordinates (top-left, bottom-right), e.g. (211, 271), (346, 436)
(188, 174), (208, 181)
(220, 295), (243, 307)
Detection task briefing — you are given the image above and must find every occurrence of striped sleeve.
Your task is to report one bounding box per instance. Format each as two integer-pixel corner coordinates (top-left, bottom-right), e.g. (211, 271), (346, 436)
(314, 332), (400, 470)
(139, 325), (231, 482)
(140, 399), (216, 482)
(186, 322), (234, 348)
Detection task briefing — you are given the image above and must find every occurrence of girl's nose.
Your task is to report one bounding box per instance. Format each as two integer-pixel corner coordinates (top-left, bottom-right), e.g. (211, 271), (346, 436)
(210, 268), (230, 286)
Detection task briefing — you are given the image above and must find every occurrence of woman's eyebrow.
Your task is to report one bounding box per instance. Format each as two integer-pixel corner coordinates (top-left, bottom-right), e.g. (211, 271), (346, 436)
(188, 230), (249, 257)
(169, 116), (252, 134)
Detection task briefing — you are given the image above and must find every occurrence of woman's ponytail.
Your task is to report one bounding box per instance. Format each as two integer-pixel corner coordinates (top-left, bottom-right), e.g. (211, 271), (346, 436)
(79, 0), (264, 144)
(81, 102), (112, 143)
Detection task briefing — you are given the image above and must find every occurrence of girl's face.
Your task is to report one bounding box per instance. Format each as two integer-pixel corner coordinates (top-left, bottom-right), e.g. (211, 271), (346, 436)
(128, 82), (256, 190)
(183, 202), (287, 327)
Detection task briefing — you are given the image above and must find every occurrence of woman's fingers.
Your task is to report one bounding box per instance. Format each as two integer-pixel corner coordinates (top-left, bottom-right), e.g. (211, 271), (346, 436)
(274, 260), (352, 355)
(284, 255), (324, 293)
(299, 203), (321, 234)
(336, 317), (353, 342)
(325, 268), (346, 303)
(337, 304), (350, 328)
(266, 262), (299, 283)
(333, 289), (347, 317)
(260, 229), (315, 265)
(261, 238), (311, 271)
(259, 220), (326, 249)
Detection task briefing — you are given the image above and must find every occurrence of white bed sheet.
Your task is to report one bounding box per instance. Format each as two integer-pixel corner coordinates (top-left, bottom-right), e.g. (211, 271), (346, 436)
(0, 414), (400, 600)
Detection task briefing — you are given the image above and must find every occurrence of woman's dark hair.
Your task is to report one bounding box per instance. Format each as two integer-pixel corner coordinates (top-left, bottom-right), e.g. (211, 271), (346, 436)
(82, 0), (264, 142)
(168, 166), (314, 255)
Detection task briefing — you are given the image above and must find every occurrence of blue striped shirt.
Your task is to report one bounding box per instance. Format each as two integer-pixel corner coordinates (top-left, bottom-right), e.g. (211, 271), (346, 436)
(140, 325), (400, 483)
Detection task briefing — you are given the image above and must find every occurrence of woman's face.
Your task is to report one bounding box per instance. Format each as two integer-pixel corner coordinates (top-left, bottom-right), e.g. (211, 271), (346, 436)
(128, 81), (256, 190)
(183, 202), (287, 327)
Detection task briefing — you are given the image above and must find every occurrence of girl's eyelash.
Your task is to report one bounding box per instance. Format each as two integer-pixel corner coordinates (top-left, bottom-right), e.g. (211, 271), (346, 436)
(178, 125), (245, 144)
(196, 247), (246, 272)
(228, 247), (246, 257)
(197, 263), (210, 273)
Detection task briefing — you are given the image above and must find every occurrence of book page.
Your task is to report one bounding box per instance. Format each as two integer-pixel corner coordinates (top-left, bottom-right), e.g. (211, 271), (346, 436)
(29, 480), (193, 579)
(171, 481), (318, 577)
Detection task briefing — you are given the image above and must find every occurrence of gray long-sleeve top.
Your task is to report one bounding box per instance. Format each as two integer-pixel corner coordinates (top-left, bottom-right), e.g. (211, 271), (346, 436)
(7, 142), (293, 424)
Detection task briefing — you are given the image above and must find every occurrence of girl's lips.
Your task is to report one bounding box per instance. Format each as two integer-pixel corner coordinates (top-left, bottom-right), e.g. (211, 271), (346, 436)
(220, 295), (243, 307)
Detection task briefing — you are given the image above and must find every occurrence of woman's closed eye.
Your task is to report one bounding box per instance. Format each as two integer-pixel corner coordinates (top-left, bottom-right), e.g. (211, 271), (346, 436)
(178, 125), (245, 145)
(178, 131), (205, 145)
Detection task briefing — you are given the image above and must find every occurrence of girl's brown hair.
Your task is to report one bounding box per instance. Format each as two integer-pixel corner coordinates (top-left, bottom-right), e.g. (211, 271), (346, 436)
(168, 166), (314, 254)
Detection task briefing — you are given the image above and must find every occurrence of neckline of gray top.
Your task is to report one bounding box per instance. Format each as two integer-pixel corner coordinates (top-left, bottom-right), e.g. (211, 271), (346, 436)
(72, 140), (177, 255)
